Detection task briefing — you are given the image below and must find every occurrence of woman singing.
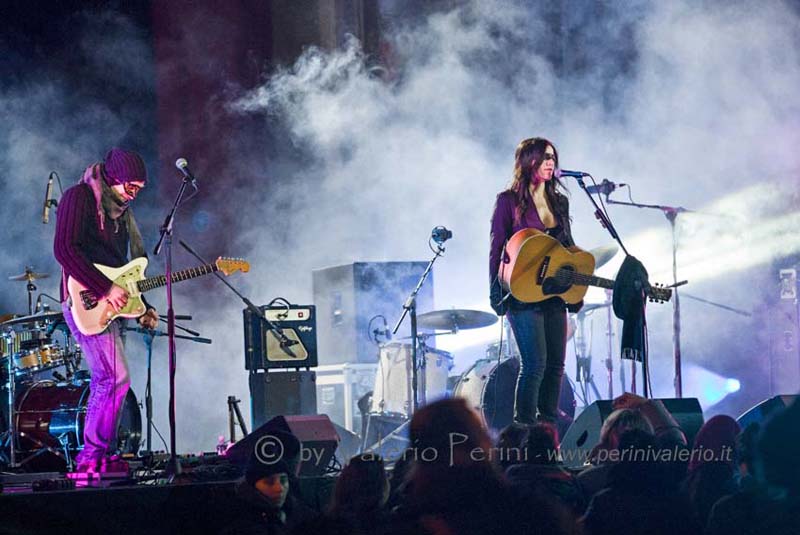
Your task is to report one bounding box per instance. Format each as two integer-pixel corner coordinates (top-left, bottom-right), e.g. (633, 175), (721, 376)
(489, 137), (580, 426)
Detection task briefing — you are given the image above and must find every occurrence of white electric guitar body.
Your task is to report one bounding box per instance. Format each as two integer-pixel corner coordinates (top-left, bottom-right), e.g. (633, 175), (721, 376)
(67, 256), (249, 335)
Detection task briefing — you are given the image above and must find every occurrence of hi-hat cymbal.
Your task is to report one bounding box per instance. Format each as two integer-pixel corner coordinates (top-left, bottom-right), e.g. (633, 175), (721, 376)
(417, 309), (498, 331)
(9, 268), (50, 282)
(589, 245), (618, 270)
(0, 310), (63, 326)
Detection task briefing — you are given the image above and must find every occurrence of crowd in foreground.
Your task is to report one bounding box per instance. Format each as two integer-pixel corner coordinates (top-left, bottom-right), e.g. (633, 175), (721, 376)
(221, 393), (800, 535)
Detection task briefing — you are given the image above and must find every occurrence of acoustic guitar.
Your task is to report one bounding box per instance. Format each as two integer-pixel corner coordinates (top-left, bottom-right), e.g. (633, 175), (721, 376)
(498, 228), (671, 305)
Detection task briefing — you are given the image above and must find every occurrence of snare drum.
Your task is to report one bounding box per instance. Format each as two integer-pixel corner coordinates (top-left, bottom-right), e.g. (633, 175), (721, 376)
(13, 344), (65, 374)
(371, 342), (453, 417)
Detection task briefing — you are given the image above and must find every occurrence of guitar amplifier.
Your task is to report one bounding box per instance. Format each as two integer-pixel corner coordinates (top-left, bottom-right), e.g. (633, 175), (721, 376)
(244, 305), (318, 369)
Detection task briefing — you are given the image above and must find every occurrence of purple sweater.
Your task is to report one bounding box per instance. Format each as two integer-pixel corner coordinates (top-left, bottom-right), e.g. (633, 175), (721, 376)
(54, 183), (132, 301)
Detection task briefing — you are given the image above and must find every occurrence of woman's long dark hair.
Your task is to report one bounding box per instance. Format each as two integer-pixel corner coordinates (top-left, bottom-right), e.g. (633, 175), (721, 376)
(509, 137), (569, 226)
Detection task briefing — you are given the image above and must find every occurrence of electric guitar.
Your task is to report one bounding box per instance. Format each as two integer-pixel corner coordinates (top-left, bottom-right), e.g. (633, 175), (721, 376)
(68, 256), (249, 335)
(499, 228), (672, 305)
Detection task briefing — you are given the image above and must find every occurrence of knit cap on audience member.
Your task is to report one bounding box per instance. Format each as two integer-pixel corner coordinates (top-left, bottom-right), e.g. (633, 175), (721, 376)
(245, 429), (301, 485)
(103, 147), (147, 186)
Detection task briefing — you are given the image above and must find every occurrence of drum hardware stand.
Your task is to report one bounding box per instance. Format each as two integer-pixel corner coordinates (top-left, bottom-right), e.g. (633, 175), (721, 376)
(227, 395), (248, 442)
(1, 331), (18, 469)
(574, 311), (601, 405)
(125, 325), (211, 464)
(604, 289), (615, 399)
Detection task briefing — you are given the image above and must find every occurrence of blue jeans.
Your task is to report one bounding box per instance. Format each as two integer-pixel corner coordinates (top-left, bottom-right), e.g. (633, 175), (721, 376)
(507, 305), (567, 425)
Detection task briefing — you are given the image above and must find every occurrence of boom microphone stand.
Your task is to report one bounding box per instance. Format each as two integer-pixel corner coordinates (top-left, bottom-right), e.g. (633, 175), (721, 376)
(565, 171), (651, 397)
(391, 226), (451, 412)
(603, 195), (691, 397)
(365, 227), (450, 456)
(177, 240), (299, 361)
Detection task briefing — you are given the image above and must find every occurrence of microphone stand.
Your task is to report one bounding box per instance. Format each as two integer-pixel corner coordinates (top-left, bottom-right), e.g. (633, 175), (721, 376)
(572, 176), (652, 397)
(177, 240), (299, 361)
(391, 239), (445, 413)
(152, 171), (195, 478)
(604, 196), (691, 397)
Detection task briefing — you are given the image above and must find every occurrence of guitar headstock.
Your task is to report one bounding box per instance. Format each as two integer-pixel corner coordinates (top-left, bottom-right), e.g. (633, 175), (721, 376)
(215, 257), (250, 276)
(648, 283), (673, 304)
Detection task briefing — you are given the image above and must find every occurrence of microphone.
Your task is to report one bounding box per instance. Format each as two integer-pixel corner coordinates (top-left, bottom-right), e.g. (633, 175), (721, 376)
(585, 179), (625, 196)
(42, 173), (54, 224)
(372, 318), (392, 341)
(555, 169), (589, 178)
(175, 158), (197, 186)
(431, 226), (453, 244)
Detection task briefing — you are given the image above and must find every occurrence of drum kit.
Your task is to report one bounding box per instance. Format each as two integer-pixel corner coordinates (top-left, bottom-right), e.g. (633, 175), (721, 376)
(0, 268), (141, 472)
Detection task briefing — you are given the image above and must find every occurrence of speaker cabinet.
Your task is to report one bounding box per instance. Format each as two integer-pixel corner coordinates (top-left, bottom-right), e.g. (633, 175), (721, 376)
(312, 262), (434, 365)
(560, 398), (704, 468)
(244, 305), (318, 370)
(737, 395), (798, 430)
(249, 371), (317, 429)
(226, 414), (340, 477)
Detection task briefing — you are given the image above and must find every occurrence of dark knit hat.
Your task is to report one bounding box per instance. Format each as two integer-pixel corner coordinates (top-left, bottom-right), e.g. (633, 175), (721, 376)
(245, 429), (301, 485)
(103, 147), (147, 185)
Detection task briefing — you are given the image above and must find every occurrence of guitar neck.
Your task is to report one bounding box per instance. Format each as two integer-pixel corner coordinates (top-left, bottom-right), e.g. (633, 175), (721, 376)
(566, 271), (616, 291)
(137, 264), (217, 293)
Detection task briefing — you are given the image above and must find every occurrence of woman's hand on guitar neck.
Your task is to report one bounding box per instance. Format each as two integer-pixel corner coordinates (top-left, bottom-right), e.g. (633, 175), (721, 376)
(105, 284), (129, 312)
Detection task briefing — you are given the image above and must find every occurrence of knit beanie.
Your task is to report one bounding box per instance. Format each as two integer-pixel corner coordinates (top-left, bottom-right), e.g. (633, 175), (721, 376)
(104, 147), (147, 185)
(245, 430), (301, 485)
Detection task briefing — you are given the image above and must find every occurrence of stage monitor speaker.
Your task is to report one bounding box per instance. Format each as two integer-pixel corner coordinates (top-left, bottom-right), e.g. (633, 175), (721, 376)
(560, 398), (704, 468)
(249, 370), (317, 429)
(312, 262), (435, 365)
(226, 414), (340, 477)
(737, 395), (798, 430)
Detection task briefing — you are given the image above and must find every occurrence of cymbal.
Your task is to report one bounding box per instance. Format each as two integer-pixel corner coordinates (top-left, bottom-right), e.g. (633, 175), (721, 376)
(9, 268), (50, 282)
(589, 245), (618, 270)
(0, 310), (63, 326)
(417, 309), (498, 331)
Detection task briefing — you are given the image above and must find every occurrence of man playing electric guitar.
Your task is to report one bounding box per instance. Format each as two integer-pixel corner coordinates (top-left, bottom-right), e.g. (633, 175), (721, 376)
(54, 148), (158, 474)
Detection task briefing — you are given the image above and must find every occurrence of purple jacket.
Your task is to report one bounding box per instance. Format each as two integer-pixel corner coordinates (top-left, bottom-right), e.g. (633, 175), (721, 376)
(489, 189), (577, 312)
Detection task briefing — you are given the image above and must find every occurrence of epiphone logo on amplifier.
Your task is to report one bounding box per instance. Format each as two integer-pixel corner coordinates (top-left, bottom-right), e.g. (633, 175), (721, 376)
(244, 305), (318, 370)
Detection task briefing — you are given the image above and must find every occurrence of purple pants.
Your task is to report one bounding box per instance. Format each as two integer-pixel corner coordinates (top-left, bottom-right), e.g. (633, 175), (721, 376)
(62, 302), (131, 464)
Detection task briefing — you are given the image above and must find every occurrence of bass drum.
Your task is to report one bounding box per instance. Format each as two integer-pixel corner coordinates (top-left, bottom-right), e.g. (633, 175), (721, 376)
(12, 380), (141, 472)
(453, 358), (575, 438)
